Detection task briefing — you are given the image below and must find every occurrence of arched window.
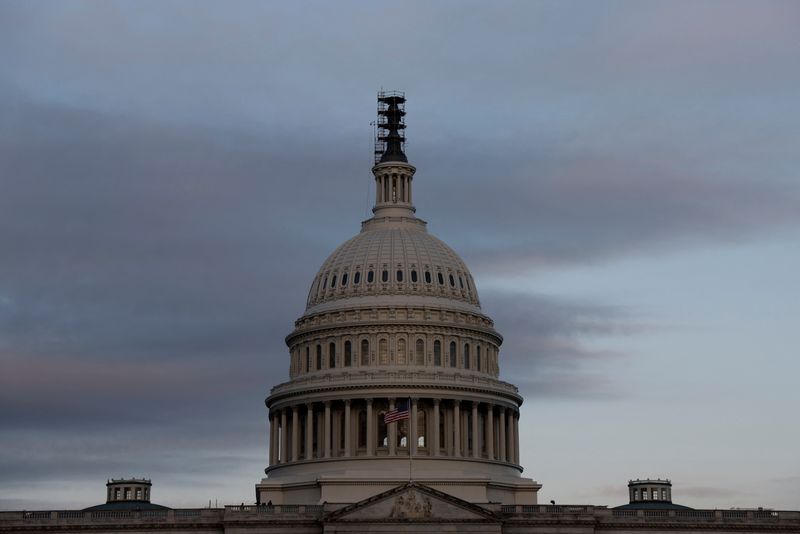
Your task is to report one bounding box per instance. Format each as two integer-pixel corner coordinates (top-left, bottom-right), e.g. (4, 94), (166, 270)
(476, 345), (481, 371)
(425, 271), (432, 284)
(344, 340), (352, 367)
(396, 270), (403, 282)
(415, 339), (425, 365)
(341, 272), (348, 286)
(437, 272), (444, 285)
(379, 339), (388, 365)
(354, 271), (361, 285)
(459, 276), (464, 288)
(449, 341), (457, 367)
(464, 343), (470, 369)
(331, 274), (337, 288)
(316, 344), (322, 370)
(411, 270), (418, 283)
(329, 342), (336, 368)
(306, 346), (311, 372)
(381, 270), (389, 283)
(397, 338), (407, 365)
(358, 410), (367, 448)
(322, 276), (328, 289)
(449, 274), (455, 287)
(361, 339), (369, 366)
(434, 340), (441, 366)
(367, 270), (374, 283)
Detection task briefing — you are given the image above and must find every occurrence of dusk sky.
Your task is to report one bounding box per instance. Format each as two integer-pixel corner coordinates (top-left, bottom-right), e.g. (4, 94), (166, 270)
(1, 1), (799, 511)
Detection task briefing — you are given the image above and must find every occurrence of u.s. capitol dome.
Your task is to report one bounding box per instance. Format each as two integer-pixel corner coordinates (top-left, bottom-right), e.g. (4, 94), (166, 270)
(258, 93), (540, 506)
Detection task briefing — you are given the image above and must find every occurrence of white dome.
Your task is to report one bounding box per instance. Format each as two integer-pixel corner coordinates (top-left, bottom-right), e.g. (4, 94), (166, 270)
(305, 216), (481, 314)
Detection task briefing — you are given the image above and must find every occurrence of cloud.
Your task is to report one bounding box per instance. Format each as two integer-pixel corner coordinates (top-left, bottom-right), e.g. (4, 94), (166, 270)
(483, 291), (644, 400)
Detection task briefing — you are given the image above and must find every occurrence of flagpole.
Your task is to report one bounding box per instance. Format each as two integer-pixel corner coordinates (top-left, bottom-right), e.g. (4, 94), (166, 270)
(409, 397), (413, 482)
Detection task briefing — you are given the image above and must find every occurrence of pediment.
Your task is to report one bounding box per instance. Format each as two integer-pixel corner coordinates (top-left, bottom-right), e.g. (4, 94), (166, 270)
(326, 482), (498, 522)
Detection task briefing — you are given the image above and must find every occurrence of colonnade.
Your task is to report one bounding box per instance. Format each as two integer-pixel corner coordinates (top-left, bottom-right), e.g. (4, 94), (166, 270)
(268, 397), (520, 467)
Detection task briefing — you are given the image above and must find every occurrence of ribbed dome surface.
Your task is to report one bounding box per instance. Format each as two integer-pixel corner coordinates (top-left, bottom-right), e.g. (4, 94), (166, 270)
(305, 217), (480, 312)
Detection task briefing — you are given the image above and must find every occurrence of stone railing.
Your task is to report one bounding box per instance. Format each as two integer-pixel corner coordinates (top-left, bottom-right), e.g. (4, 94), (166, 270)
(499, 506), (798, 524)
(0, 508), (223, 526)
(224, 504), (324, 516)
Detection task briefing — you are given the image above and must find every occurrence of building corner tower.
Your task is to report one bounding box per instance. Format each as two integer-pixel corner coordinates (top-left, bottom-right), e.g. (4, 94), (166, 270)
(257, 92), (541, 506)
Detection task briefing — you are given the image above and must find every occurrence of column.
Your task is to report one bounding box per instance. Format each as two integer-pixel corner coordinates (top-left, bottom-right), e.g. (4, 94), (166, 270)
(344, 400), (352, 457)
(324, 401), (332, 458)
(305, 403), (314, 460)
(410, 398), (418, 456)
(432, 399), (440, 457)
(514, 412), (520, 464)
(291, 406), (299, 462)
(506, 409), (515, 464)
(486, 404), (494, 460)
(498, 407), (506, 462)
(269, 413), (276, 465)
(453, 400), (461, 457)
(471, 402), (480, 459)
(388, 398), (397, 455)
(366, 399), (374, 456)
(280, 408), (288, 464)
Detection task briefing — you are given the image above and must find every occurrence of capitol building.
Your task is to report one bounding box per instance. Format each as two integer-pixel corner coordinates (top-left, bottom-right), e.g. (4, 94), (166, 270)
(1, 93), (797, 534)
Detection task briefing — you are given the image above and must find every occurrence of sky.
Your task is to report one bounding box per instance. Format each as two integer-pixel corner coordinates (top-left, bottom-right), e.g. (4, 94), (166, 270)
(1, 0), (799, 511)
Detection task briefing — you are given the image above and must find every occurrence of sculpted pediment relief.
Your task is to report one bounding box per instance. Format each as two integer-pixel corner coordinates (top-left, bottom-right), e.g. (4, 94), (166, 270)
(326, 482), (497, 523)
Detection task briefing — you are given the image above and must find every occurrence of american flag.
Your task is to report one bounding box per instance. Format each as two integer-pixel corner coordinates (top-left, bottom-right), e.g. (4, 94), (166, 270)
(383, 400), (409, 424)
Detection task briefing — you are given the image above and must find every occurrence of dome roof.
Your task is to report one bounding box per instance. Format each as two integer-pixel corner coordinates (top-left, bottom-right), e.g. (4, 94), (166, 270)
(305, 216), (481, 315)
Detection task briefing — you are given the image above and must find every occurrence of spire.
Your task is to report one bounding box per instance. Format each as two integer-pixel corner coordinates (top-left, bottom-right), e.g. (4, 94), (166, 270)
(371, 91), (416, 219)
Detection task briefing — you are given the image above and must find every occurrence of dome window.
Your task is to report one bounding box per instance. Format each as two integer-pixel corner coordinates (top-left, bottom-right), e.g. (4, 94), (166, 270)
(437, 272), (444, 285)
(464, 343), (470, 369)
(396, 270), (403, 282)
(449, 341), (457, 367)
(322, 276), (328, 289)
(449, 274), (455, 287)
(411, 270), (418, 283)
(425, 271), (432, 284)
(329, 342), (336, 368)
(367, 270), (374, 283)
(381, 270), (389, 283)
(354, 271), (361, 285)
(344, 341), (352, 367)
(434, 340), (442, 366)
(331, 274), (337, 288)
(341, 273), (348, 286)
(459, 276), (464, 289)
